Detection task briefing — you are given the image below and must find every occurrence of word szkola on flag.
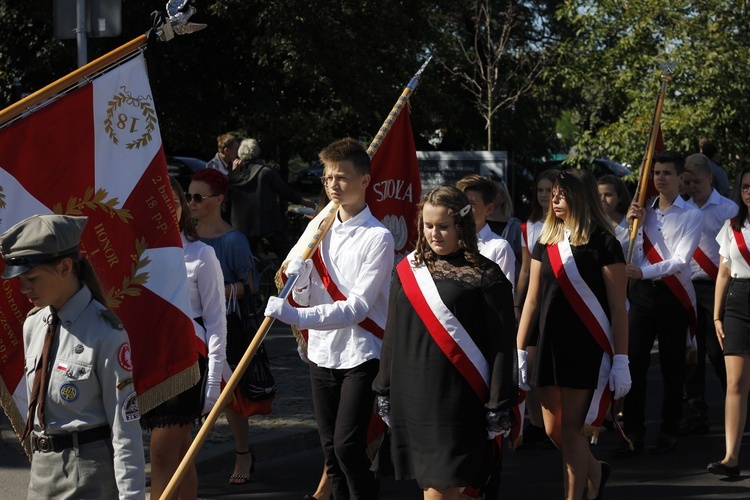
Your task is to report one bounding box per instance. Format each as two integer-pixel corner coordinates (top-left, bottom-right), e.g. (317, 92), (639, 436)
(0, 53), (198, 441)
(366, 103), (422, 257)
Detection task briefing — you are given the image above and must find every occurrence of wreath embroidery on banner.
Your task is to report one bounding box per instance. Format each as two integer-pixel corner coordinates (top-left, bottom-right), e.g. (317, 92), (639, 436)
(53, 188), (150, 308)
(103, 86), (157, 150)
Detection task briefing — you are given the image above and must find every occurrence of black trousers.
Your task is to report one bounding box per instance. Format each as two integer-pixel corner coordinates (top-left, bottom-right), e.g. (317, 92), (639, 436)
(684, 280), (727, 418)
(624, 280), (690, 438)
(310, 359), (379, 500)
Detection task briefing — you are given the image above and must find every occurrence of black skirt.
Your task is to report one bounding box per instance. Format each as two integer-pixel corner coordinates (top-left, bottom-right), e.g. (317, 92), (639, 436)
(722, 279), (750, 355)
(140, 354), (207, 430)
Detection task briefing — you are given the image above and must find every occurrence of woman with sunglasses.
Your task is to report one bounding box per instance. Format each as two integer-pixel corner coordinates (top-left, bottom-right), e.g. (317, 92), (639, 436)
(189, 168), (268, 485)
(139, 178), (227, 499)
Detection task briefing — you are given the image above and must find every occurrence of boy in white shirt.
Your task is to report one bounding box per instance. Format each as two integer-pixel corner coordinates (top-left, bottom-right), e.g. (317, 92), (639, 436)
(456, 174), (516, 289)
(266, 138), (394, 499)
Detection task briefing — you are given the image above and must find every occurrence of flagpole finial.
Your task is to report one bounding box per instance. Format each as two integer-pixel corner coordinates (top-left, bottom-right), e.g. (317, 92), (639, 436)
(659, 60), (676, 82)
(156, 0), (207, 41)
(407, 56), (433, 91)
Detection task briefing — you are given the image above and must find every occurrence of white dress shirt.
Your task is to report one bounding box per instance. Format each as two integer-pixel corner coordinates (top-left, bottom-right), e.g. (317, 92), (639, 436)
(477, 223), (515, 291)
(181, 234), (227, 387)
(293, 205), (395, 369)
(687, 190), (738, 280)
(613, 217), (630, 258)
(717, 219), (750, 278)
(630, 195), (704, 280)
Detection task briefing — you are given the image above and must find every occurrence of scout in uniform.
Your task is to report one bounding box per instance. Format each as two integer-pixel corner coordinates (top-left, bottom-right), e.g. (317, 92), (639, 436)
(0, 214), (145, 500)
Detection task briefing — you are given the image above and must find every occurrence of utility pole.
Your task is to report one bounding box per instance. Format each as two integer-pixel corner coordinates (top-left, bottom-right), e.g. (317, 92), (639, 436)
(76, 0), (88, 67)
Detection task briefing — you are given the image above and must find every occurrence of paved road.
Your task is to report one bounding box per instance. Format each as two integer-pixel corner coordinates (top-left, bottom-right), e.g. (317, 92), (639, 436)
(2, 321), (749, 499)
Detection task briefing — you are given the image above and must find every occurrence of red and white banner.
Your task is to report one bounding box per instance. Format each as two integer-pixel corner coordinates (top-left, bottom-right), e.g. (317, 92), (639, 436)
(0, 54), (198, 440)
(366, 104), (421, 258)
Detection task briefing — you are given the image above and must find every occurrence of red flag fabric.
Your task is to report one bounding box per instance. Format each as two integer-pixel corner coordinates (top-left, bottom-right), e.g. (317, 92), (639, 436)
(366, 104), (422, 258)
(0, 54), (198, 440)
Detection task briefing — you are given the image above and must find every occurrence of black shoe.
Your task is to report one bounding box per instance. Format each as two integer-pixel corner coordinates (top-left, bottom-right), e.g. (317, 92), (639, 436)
(649, 434), (678, 455)
(707, 461), (740, 477)
(679, 418), (709, 436)
(611, 435), (643, 458)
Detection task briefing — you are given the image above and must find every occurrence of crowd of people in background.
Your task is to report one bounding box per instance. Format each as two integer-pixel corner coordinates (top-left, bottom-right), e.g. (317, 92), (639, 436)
(6, 132), (749, 499)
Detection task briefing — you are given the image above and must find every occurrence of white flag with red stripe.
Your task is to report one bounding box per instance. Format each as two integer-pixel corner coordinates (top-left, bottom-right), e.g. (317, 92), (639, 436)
(0, 54), (198, 440)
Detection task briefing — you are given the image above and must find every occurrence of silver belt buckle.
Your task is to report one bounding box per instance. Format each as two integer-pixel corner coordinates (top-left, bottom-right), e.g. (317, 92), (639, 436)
(35, 435), (52, 453)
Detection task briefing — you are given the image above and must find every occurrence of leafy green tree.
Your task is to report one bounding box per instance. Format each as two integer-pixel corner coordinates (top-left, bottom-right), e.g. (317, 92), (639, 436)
(554, 0), (750, 179)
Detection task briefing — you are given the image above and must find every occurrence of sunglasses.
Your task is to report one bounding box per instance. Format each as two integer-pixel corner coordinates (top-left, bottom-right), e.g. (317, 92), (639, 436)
(185, 193), (219, 203)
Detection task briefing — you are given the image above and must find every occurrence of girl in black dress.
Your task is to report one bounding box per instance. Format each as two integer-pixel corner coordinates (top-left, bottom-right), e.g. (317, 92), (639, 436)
(517, 170), (630, 500)
(374, 186), (516, 500)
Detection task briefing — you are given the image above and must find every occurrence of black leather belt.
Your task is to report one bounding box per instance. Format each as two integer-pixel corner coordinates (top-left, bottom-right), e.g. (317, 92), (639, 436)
(31, 425), (110, 453)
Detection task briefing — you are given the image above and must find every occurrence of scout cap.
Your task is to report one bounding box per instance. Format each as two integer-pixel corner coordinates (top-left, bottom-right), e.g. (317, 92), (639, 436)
(0, 214), (87, 279)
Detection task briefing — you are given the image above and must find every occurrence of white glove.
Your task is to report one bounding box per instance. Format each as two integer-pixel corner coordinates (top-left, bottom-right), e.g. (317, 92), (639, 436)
(285, 256), (313, 289)
(202, 381), (221, 416)
(517, 349), (530, 391)
(297, 345), (309, 363)
(609, 354), (632, 400)
(264, 296), (300, 325)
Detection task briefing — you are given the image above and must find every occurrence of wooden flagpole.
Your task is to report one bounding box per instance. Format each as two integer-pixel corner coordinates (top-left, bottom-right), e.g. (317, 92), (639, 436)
(160, 56), (432, 500)
(626, 62), (674, 263)
(0, 35), (147, 128)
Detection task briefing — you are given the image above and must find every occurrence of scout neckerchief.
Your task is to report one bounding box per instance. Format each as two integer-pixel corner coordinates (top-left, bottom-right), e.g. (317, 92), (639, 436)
(546, 234), (614, 437)
(397, 252), (500, 498)
(642, 221), (698, 354)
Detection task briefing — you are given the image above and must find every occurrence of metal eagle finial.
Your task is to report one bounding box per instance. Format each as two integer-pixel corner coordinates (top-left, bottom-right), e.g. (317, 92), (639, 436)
(159, 0), (207, 39)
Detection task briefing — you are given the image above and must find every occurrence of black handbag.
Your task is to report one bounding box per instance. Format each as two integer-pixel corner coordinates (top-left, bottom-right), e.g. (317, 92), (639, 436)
(226, 287), (277, 401)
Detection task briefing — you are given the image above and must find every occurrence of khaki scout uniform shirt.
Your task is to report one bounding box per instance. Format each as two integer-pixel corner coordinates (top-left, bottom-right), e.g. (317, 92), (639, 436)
(24, 285), (145, 499)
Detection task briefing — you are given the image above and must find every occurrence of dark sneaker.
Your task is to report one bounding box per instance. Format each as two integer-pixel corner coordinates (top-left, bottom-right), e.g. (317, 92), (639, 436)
(649, 434), (678, 455)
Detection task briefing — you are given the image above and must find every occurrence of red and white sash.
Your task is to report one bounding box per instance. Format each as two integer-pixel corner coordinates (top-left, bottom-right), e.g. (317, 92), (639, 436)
(397, 254), (490, 401)
(521, 220), (542, 252)
(310, 247), (384, 339)
(547, 238), (614, 435)
(693, 246), (719, 281)
(731, 220), (750, 268)
(397, 253), (499, 497)
(284, 247), (384, 340)
(642, 226), (698, 351)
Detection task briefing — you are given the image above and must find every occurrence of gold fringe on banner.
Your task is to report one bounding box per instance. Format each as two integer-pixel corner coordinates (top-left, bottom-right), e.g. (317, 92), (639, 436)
(137, 361), (200, 415)
(0, 374), (32, 458)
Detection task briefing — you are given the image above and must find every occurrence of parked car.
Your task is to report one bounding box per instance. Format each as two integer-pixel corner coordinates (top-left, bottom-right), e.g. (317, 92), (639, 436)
(296, 165), (324, 191)
(167, 155), (207, 191)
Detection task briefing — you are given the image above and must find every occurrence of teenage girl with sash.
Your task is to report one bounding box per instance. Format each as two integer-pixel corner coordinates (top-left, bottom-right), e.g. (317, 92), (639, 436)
(373, 186), (516, 500)
(709, 166), (750, 477)
(516, 170), (630, 500)
(516, 169), (559, 447)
